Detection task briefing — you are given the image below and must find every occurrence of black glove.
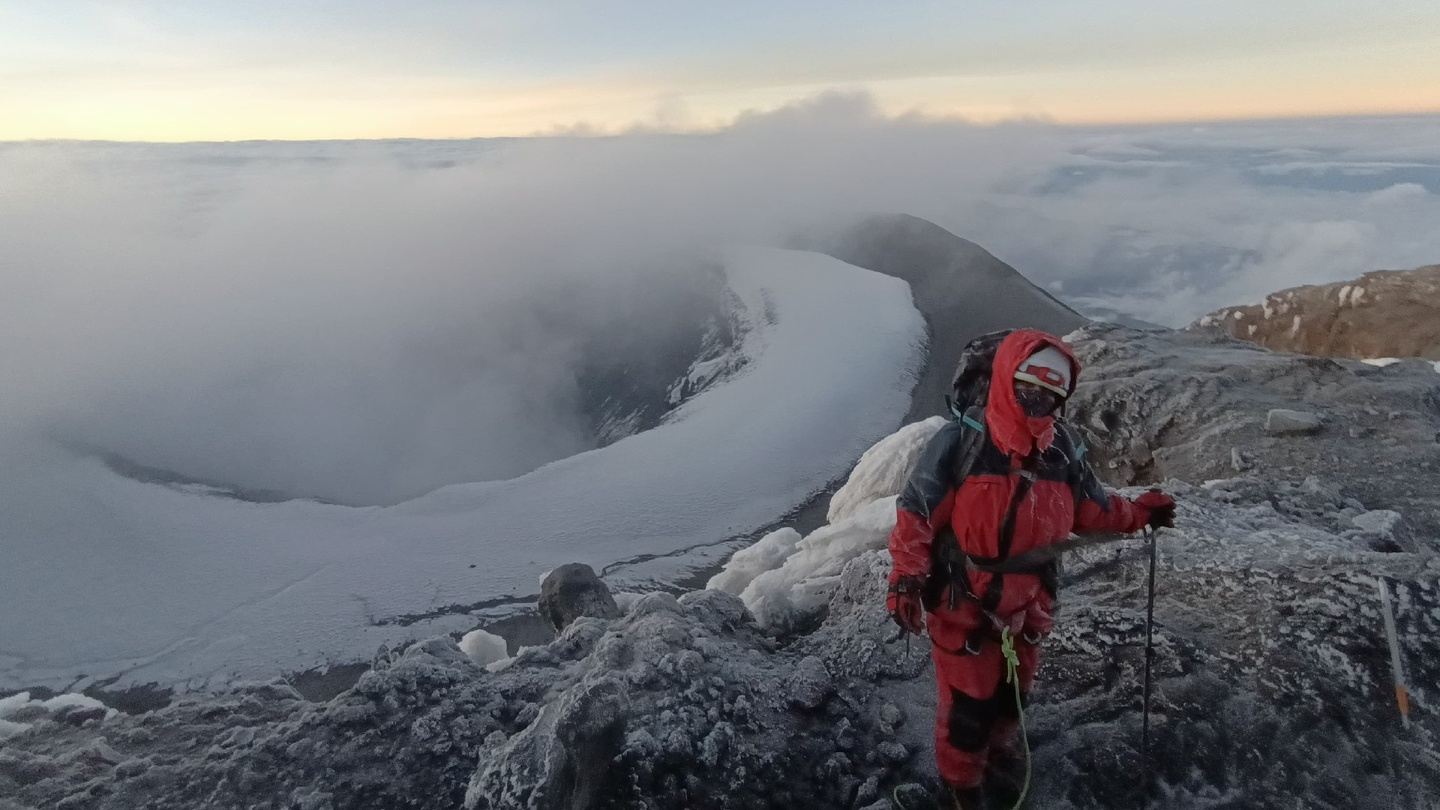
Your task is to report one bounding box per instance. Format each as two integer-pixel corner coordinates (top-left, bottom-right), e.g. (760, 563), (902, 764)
(886, 573), (926, 634)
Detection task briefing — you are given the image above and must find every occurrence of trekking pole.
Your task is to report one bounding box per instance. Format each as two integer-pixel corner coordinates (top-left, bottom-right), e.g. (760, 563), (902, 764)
(1142, 525), (1158, 768)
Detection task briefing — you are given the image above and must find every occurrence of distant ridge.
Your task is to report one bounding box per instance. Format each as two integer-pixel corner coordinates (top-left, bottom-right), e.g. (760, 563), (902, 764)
(1193, 264), (1440, 360)
(804, 213), (1087, 423)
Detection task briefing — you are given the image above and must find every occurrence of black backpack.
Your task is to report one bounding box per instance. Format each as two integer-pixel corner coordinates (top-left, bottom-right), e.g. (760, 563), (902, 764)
(946, 328), (1015, 420)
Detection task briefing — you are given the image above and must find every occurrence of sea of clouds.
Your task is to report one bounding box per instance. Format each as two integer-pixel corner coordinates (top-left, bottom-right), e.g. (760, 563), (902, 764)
(3, 94), (1437, 505)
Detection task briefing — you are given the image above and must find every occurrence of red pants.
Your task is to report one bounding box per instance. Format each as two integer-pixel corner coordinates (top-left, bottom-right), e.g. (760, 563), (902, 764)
(928, 607), (1040, 789)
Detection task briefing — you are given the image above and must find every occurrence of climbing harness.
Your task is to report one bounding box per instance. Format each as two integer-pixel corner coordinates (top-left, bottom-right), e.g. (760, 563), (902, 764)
(1000, 627), (1033, 810)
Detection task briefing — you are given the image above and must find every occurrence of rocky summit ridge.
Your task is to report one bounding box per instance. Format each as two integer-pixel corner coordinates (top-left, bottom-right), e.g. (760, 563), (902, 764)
(3, 323), (1438, 810)
(1194, 264), (1440, 362)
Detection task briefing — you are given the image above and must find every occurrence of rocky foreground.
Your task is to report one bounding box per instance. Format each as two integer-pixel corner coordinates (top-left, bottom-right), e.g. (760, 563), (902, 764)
(3, 324), (1439, 810)
(1195, 263), (1440, 361)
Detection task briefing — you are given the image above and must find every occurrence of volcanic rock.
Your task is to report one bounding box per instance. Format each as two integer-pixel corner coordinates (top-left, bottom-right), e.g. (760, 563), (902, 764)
(1193, 263), (1440, 360)
(538, 564), (622, 632)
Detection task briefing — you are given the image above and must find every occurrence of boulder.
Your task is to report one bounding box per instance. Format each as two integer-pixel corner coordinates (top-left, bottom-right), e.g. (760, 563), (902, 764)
(538, 564), (621, 632)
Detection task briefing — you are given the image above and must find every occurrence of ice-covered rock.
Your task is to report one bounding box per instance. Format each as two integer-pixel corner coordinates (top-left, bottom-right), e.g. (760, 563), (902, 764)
(1352, 509), (1403, 536)
(459, 629), (510, 668)
(786, 656), (834, 710)
(1066, 323), (1440, 542)
(1265, 408), (1325, 435)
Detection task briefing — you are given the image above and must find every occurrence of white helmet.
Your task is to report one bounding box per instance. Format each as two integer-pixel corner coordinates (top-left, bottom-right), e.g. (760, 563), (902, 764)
(1014, 346), (1072, 397)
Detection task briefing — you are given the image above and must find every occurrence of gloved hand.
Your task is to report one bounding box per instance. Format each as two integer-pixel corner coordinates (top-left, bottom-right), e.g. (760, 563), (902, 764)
(886, 572), (926, 634)
(1135, 489), (1176, 528)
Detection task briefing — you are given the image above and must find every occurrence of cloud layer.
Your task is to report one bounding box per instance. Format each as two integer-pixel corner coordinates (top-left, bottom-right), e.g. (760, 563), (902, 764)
(3, 99), (1438, 504)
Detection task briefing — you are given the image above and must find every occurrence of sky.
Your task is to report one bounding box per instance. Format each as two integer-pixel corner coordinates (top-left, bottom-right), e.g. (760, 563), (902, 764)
(3, 0), (1439, 141)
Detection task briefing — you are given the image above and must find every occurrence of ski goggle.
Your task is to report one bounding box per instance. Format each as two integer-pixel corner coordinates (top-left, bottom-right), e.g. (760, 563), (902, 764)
(1014, 383), (1063, 416)
(1013, 364), (1069, 397)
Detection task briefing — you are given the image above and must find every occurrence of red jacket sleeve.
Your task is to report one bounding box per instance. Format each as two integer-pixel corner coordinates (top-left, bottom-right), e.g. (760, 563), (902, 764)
(1073, 489), (1149, 535)
(888, 421), (968, 578)
(889, 492), (955, 577)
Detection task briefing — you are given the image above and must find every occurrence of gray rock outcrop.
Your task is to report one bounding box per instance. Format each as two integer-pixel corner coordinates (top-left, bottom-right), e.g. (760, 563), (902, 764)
(539, 564), (622, 632)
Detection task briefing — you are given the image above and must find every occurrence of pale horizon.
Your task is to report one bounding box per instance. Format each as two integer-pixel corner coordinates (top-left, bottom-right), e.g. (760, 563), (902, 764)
(4, 1), (1438, 141)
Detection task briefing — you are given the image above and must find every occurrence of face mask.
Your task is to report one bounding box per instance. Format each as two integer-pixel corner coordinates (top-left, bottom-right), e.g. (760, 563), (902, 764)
(1015, 385), (1061, 417)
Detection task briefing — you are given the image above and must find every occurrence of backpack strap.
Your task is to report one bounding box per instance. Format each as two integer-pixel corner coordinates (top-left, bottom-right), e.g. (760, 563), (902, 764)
(1056, 420), (1109, 510)
(947, 403), (988, 477)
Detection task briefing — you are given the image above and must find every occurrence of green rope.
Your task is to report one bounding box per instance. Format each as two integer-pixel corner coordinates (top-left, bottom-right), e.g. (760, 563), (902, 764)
(1000, 628), (1033, 809)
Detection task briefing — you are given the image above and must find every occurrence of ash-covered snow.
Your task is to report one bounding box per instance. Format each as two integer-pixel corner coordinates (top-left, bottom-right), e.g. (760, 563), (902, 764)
(0, 246), (924, 692)
(6, 325), (1440, 810)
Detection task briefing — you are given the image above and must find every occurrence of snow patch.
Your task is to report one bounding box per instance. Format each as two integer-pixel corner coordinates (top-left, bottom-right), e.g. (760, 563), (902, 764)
(0, 718), (30, 741)
(459, 629), (509, 667)
(0, 691), (34, 719)
(0, 691), (112, 739)
(1362, 358), (1402, 367)
(612, 591), (644, 613)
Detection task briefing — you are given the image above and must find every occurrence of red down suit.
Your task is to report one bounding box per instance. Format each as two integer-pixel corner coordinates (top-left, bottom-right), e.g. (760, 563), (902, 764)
(886, 329), (1154, 790)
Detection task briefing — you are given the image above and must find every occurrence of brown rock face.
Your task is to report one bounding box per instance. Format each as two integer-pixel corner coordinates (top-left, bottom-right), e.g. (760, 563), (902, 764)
(1192, 264), (1440, 359)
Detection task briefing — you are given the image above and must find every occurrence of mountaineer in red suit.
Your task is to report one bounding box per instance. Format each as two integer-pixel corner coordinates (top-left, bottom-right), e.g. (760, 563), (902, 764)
(885, 329), (1175, 808)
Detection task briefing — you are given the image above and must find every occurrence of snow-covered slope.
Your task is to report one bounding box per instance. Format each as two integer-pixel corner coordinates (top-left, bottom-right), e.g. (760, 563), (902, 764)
(0, 247), (925, 691)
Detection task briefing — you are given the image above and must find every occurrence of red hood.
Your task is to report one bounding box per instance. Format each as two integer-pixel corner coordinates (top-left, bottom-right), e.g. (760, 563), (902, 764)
(985, 329), (1080, 457)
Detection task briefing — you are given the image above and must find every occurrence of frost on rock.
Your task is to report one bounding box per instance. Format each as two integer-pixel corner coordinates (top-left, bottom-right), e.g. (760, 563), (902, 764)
(7, 325), (1440, 810)
(1067, 323), (1440, 542)
(1264, 408), (1325, 435)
